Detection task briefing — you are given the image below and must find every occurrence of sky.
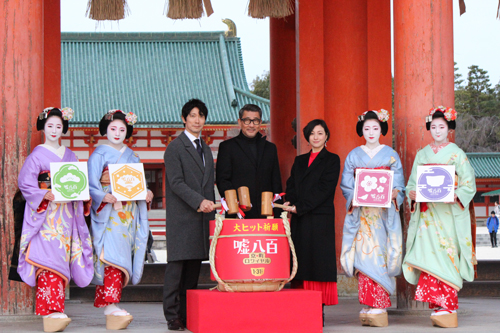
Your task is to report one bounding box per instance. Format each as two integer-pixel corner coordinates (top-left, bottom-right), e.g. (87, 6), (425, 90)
(61, 0), (500, 87)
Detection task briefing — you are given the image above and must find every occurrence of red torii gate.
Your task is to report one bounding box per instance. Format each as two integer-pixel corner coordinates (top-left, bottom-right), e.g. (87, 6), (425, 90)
(0, 0), (453, 314)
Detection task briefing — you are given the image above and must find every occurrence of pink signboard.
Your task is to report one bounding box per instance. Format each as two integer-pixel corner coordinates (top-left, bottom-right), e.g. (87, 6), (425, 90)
(353, 169), (394, 208)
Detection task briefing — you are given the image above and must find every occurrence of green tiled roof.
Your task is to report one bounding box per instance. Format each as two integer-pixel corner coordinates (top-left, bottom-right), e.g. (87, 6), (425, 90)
(467, 153), (500, 179)
(61, 32), (270, 128)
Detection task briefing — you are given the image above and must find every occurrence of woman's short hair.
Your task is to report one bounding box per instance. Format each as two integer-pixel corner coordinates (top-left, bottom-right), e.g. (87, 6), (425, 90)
(36, 108), (69, 134)
(426, 111), (456, 131)
(356, 111), (388, 137)
(302, 119), (330, 142)
(99, 111), (133, 139)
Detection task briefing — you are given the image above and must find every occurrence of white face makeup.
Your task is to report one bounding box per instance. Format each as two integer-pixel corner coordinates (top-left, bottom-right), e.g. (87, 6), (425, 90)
(430, 117), (449, 145)
(309, 124), (327, 151)
(107, 119), (127, 146)
(44, 116), (63, 144)
(362, 119), (381, 146)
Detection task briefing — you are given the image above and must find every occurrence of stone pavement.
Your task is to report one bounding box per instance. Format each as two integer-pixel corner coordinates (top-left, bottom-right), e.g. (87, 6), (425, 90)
(1, 297), (499, 332)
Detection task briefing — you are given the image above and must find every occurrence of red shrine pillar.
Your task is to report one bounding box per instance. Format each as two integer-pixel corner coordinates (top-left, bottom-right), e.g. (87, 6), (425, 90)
(0, 0), (61, 315)
(295, 0), (325, 155)
(393, 0), (454, 309)
(323, 0), (392, 268)
(270, 15), (297, 185)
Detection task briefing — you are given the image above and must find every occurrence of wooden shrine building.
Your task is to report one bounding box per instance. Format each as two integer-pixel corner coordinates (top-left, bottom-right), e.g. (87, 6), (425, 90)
(60, 32), (270, 209)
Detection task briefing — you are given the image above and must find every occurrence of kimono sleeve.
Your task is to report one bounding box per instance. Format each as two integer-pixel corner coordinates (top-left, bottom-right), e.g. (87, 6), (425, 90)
(391, 151), (405, 208)
(340, 151), (356, 213)
(340, 151), (360, 277)
(18, 154), (47, 212)
(454, 150), (476, 208)
(88, 151), (107, 212)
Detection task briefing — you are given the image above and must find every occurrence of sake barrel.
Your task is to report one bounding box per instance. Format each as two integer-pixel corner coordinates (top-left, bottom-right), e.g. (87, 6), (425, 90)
(209, 213), (297, 292)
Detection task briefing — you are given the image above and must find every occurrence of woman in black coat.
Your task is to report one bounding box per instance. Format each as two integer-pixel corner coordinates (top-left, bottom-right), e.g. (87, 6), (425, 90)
(284, 119), (341, 308)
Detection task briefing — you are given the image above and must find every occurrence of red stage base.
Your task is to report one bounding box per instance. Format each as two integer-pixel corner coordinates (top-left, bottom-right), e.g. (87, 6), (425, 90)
(187, 289), (322, 333)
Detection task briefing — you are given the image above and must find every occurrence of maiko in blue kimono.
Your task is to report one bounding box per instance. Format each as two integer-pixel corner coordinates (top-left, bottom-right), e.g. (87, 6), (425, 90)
(88, 110), (152, 330)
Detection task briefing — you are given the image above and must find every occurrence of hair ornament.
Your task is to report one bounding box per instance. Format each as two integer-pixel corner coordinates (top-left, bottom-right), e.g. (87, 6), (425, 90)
(39, 107), (56, 120)
(105, 109), (122, 121)
(358, 109), (390, 122)
(426, 106), (457, 123)
(125, 112), (138, 126)
(61, 107), (74, 121)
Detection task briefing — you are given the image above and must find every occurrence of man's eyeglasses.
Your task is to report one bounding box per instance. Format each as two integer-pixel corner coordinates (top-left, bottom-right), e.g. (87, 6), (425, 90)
(240, 118), (262, 125)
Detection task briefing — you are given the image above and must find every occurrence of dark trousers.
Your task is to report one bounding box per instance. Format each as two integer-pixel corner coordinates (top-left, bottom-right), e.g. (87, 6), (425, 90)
(490, 231), (497, 247)
(163, 259), (202, 321)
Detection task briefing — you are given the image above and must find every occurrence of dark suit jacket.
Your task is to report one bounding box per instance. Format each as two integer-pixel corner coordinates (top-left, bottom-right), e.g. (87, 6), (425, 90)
(285, 148), (341, 281)
(164, 132), (215, 262)
(216, 132), (282, 219)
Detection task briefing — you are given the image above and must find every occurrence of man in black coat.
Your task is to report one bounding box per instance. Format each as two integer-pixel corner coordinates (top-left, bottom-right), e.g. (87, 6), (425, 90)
(163, 99), (216, 331)
(216, 104), (282, 218)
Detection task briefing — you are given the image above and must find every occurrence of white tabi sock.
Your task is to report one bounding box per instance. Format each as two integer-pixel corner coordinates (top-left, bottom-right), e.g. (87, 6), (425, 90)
(43, 312), (68, 319)
(104, 304), (129, 316)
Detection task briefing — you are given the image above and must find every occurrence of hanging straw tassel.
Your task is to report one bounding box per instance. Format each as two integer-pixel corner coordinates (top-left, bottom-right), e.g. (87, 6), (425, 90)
(86, 0), (130, 21)
(165, 0), (214, 20)
(248, 0), (294, 19)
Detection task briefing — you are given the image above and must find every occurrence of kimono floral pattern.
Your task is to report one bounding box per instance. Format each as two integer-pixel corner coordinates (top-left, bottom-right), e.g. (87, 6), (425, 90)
(36, 270), (65, 315)
(17, 145), (93, 289)
(415, 272), (458, 310)
(89, 145), (149, 287)
(358, 272), (391, 309)
(403, 143), (476, 291)
(340, 145), (405, 296)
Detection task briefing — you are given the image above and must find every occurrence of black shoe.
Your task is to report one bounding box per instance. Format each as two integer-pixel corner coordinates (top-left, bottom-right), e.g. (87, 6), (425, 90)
(167, 318), (185, 331)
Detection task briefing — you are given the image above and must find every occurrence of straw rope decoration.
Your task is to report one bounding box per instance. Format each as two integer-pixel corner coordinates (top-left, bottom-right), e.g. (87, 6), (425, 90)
(86, 0), (129, 21)
(248, 0), (294, 19)
(165, 0), (214, 20)
(209, 211), (298, 292)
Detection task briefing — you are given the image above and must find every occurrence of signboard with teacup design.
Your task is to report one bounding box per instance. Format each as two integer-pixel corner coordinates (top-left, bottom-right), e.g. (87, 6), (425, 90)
(416, 165), (455, 203)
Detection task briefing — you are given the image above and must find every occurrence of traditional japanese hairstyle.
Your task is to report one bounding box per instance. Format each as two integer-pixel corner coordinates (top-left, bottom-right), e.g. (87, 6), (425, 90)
(37, 107), (73, 134)
(356, 109), (389, 137)
(425, 106), (457, 130)
(99, 109), (137, 139)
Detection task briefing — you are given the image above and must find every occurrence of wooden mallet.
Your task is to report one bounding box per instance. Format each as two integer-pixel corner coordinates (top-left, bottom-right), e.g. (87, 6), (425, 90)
(198, 189), (239, 214)
(261, 191), (287, 216)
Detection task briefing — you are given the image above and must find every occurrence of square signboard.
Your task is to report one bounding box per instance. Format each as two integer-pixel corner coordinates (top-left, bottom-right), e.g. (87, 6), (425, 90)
(108, 163), (147, 201)
(353, 169), (394, 208)
(50, 162), (90, 202)
(416, 165), (455, 203)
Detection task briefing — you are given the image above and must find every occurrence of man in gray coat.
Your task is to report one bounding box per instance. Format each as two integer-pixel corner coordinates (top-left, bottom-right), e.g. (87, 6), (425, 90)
(163, 99), (216, 331)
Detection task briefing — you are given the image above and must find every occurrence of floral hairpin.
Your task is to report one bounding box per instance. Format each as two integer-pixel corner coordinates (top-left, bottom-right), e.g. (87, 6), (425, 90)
(125, 112), (137, 126)
(358, 109), (390, 122)
(61, 107), (74, 121)
(427, 106), (457, 123)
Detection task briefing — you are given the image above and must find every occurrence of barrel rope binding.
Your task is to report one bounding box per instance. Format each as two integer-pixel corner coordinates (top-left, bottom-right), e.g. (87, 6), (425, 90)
(208, 212), (298, 292)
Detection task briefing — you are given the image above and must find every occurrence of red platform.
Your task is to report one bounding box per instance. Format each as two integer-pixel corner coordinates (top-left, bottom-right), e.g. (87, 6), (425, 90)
(187, 289), (322, 333)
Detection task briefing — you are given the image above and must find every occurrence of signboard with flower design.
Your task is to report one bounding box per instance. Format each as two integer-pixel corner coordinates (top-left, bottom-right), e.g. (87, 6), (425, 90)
(108, 163), (147, 201)
(50, 162), (90, 201)
(416, 165), (455, 202)
(353, 169), (394, 208)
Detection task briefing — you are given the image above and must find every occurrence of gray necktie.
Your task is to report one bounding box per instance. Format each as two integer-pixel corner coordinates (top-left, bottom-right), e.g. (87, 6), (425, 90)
(194, 139), (203, 161)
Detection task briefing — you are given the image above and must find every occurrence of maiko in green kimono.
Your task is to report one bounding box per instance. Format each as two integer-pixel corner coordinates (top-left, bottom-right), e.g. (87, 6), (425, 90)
(403, 107), (476, 328)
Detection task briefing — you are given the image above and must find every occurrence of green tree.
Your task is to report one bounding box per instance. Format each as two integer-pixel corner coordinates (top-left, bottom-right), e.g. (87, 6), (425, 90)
(464, 65), (496, 116)
(250, 71), (270, 99)
(454, 63), (468, 114)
